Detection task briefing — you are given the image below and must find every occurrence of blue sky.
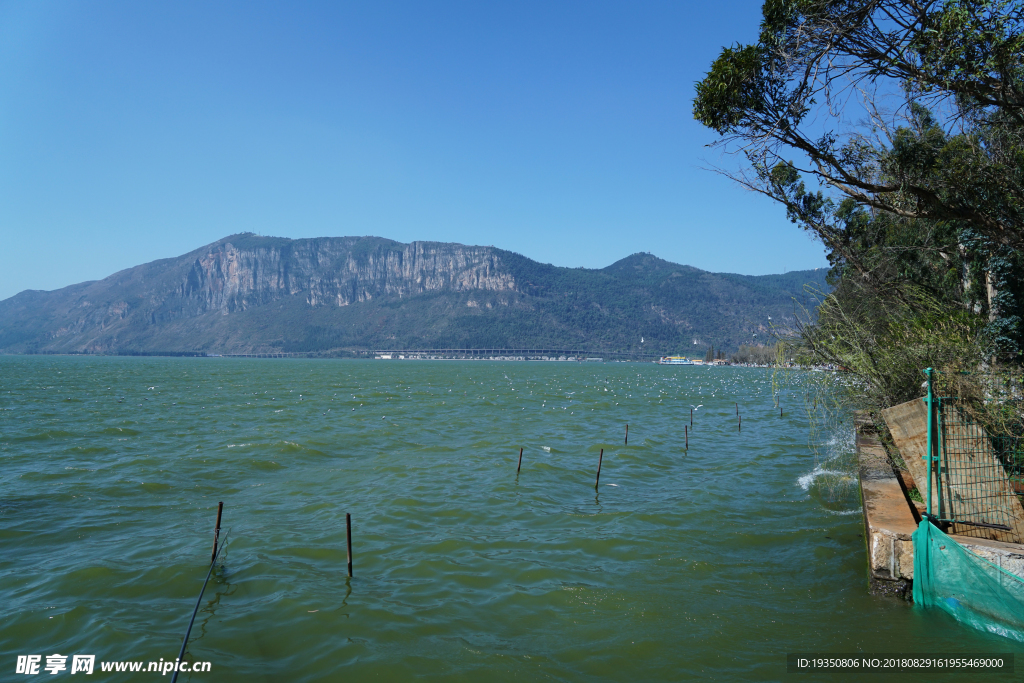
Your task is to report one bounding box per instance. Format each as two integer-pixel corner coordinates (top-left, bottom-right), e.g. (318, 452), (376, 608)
(0, 0), (829, 301)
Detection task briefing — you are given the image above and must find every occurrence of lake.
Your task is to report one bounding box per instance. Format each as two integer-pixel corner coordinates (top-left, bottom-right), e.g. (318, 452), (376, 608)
(1, 356), (1017, 681)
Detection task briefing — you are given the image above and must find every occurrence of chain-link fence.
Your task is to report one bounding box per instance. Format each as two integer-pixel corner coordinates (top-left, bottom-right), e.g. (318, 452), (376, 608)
(926, 369), (1024, 544)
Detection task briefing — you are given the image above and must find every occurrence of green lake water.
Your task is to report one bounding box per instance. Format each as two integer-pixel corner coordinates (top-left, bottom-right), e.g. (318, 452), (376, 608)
(1, 356), (1020, 681)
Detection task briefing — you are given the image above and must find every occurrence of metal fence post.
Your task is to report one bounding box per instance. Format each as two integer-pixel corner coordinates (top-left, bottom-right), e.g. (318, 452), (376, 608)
(936, 394), (946, 521)
(925, 367), (935, 518)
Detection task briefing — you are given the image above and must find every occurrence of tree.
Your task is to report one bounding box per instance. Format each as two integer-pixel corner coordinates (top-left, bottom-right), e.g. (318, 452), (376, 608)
(694, 0), (1024, 251)
(693, 0), (1024, 377)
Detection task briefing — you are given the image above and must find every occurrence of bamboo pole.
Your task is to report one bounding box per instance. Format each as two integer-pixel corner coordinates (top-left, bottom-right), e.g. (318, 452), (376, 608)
(346, 513), (353, 578)
(595, 449), (604, 489)
(211, 502), (223, 565)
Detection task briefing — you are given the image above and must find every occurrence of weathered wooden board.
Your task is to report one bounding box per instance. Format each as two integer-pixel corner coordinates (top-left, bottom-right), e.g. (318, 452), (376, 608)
(881, 399), (937, 512)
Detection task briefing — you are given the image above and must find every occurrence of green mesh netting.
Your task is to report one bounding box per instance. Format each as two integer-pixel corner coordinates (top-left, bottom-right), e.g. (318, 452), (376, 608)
(913, 519), (1024, 642)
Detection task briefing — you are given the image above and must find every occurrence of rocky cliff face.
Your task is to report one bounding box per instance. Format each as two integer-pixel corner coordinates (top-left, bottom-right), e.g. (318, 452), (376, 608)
(0, 235), (520, 353)
(160, 236), (516, 321)
(0, 233), (828, 355)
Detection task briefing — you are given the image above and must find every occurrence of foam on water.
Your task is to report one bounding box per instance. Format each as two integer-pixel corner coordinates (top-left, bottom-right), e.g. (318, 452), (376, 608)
(797, 466), (853, 491)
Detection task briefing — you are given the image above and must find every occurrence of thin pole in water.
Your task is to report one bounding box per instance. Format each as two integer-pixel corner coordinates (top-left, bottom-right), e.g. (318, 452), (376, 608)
(690, 408), (693, 427)
(780, 406), (783, 418)
(624, 424), (628, 445)
(172, 507), (226, 683)
(595, 449), (603, 489)
(346, 513), (353, 578)
(739, 414), (742, 433)
(517, 447), (523, 474)
(685, 425), (688, 450)
(735, 402), (738, 416)
(211, 502), (223, 565)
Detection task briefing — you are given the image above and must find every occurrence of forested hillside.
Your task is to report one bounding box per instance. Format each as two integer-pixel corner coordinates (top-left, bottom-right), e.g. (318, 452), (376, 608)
(0, 235), (825, 357)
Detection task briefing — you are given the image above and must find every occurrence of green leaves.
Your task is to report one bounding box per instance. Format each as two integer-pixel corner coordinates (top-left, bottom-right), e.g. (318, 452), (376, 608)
(693, 0), (1024, 247)
(693, 0), (1024, 374)
(693, 44), (768, 133)
(911, 0), (1024, 107)
(804, 282), (984, 409)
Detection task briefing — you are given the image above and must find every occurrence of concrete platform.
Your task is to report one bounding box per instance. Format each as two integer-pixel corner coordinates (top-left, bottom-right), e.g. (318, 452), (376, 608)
(955, 535), (1024, 577)
(856, 414), (916, 598)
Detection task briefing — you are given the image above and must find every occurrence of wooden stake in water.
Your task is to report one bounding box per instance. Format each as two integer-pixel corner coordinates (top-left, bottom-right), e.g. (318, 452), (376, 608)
(517, 447), (523, 474)
(690, 408), (693, 427)
(211, 501), (223, 565)
(685, 425), (688, 450)
(738, 414), (742, 433)
(595, 449), (604, 489)
(346, 513), (353, 578)
(624, 424), (628, 445)
(735, 402), (738, 416)
(780, 406), (783, 418)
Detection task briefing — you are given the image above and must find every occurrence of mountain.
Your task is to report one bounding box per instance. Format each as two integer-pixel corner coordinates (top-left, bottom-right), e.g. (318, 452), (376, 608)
(0, 234), (828, 356)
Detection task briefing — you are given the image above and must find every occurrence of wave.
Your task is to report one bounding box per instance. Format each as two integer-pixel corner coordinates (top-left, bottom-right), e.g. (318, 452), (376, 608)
(798, 466), (853, 491)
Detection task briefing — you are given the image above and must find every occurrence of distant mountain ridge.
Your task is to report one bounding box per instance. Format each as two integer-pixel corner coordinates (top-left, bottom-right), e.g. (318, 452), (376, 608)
(0, 234), (827, 356)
